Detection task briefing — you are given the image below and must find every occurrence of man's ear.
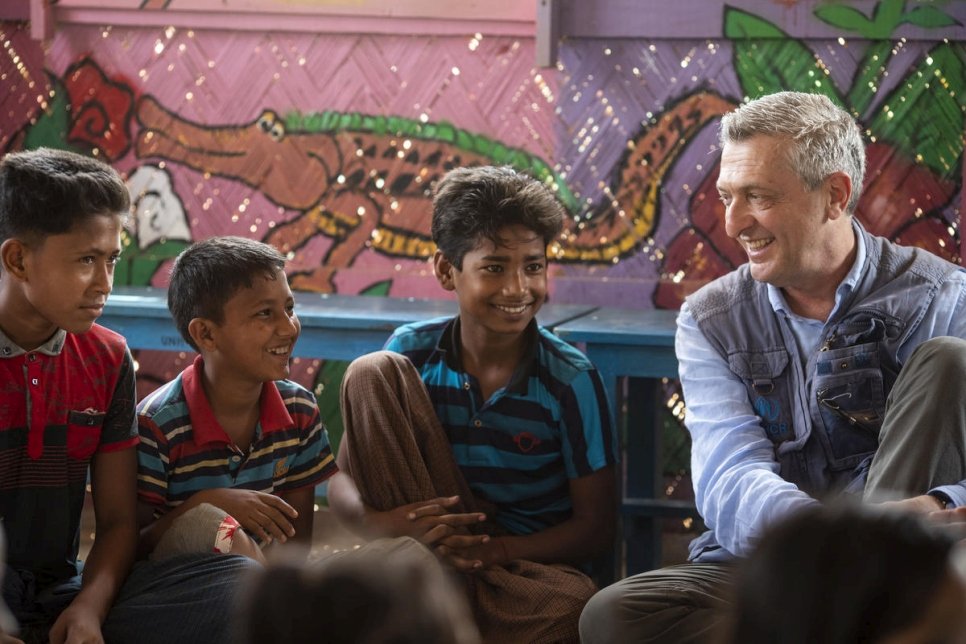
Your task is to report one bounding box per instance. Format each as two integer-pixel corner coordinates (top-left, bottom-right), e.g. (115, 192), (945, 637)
(0, 239), (29, 281)
(433, 250), (457, 292)
(826, 171), (853, 219)
(187, 318), (218, 352)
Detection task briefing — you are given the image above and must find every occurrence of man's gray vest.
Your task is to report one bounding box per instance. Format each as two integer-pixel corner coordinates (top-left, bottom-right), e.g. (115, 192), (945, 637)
(686, 221), (957, 496)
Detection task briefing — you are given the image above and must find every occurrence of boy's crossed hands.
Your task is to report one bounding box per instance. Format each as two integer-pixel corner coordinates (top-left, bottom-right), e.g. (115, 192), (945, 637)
(365, 496), (505, 572)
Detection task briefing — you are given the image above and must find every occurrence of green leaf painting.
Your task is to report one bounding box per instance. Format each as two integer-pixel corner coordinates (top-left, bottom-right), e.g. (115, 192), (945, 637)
(115, 237), (189, 287)
(21, 74), (83, 154)
(867, 42), (965, 176)
(724, 8), (845, 105)
(724, 1), (964, 178)
(815, 0), (961, 39)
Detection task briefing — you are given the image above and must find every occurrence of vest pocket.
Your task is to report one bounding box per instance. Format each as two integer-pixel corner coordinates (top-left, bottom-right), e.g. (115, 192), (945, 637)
(729, 349), (793, 444)
(814, 346), (884, 470)
(67, 409), (105, 459)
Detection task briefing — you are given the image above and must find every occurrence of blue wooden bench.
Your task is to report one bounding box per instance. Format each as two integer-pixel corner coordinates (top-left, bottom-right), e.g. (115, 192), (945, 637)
(100, 286), (597, 358)
(555, 307), (698, 577)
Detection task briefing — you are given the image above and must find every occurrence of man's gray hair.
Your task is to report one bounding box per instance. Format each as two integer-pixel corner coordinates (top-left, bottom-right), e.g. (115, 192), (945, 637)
(719, 92), (866, 213)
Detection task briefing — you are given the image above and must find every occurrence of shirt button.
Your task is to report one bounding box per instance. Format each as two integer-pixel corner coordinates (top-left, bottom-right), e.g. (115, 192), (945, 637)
(31, 378), (39, 386)
(463, 382), (470, 390)
(474, 420), (482, 428)
(1, 347), (11, 356)
(27, 354), (36, 362)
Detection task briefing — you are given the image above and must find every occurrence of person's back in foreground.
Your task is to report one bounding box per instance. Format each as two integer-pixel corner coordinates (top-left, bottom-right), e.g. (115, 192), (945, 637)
(580, 91), (966, 643)
(328, 165), (618, 643)
(136, 236), (340, 562)
(0, 147), (256, 644)
(1, 525), (19, 639)
(727, 504), (966, 644)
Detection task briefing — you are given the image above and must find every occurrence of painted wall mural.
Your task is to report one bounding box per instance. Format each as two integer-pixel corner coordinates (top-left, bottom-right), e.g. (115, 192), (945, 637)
(1, 0), (963, 485)
(3, 3), (962, 305)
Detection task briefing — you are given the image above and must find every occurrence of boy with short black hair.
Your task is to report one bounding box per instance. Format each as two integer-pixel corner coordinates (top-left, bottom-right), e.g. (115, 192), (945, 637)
(0, 147), (254, 644)
(136, 236), (337, 558)
(328, 165), (618, 642)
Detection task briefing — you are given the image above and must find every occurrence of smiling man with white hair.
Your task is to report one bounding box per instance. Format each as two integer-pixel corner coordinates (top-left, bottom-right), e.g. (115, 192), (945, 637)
(580, 91), (966, 643)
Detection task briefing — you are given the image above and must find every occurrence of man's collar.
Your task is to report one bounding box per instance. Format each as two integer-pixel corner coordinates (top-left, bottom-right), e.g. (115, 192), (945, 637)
(181, 355), (295, 445)
(767, 219), (866, 319)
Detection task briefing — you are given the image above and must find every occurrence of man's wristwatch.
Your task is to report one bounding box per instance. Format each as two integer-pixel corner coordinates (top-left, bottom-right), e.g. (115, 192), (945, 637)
(928, 491), (952, 510)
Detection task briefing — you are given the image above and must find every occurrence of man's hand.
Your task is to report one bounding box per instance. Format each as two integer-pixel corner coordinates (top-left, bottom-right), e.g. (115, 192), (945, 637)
(880, 494), (946, 515)
(877, 495), (966, 542)
(367, 496), (488, 546)
(203, 488), (298, 545)
(917, 505), (966, 541)
(48, 603), (103, 644)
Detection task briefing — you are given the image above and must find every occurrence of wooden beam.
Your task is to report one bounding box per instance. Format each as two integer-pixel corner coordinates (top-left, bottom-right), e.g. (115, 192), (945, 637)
(536, 0), (559, 68)
(29, 0), (52, 41)
(50, 0), (537, 37)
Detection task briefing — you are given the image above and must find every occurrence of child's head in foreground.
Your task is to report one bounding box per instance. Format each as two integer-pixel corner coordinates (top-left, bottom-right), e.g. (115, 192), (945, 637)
(168, 236), (299, 382)
(237, 541), (480, 644)
(0, 147), (130, 342)
(728, 503), (966, 644)
(431, 166), (565, 331)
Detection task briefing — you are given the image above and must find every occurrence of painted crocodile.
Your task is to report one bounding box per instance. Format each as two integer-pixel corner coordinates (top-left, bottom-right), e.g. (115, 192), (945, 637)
(135, 91), (735, 292)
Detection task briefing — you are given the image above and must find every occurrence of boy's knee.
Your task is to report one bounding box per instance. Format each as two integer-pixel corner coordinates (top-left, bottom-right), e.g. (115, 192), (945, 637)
(151, 503), (238, 560)
(347, 350), (394, 372)
(345, 350), (408, 382)
(344, 351), (422, 397)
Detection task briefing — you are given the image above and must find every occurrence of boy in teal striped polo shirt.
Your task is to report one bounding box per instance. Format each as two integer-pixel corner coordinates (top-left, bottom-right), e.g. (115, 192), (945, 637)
(328, 166), (618, 643)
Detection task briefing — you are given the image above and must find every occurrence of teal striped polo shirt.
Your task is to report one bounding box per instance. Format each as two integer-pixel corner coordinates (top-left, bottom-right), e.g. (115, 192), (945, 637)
(385, 316), (617, 535)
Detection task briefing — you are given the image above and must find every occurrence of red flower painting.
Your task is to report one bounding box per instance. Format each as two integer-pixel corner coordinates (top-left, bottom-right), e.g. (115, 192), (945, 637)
(64, 58), (135, 160)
